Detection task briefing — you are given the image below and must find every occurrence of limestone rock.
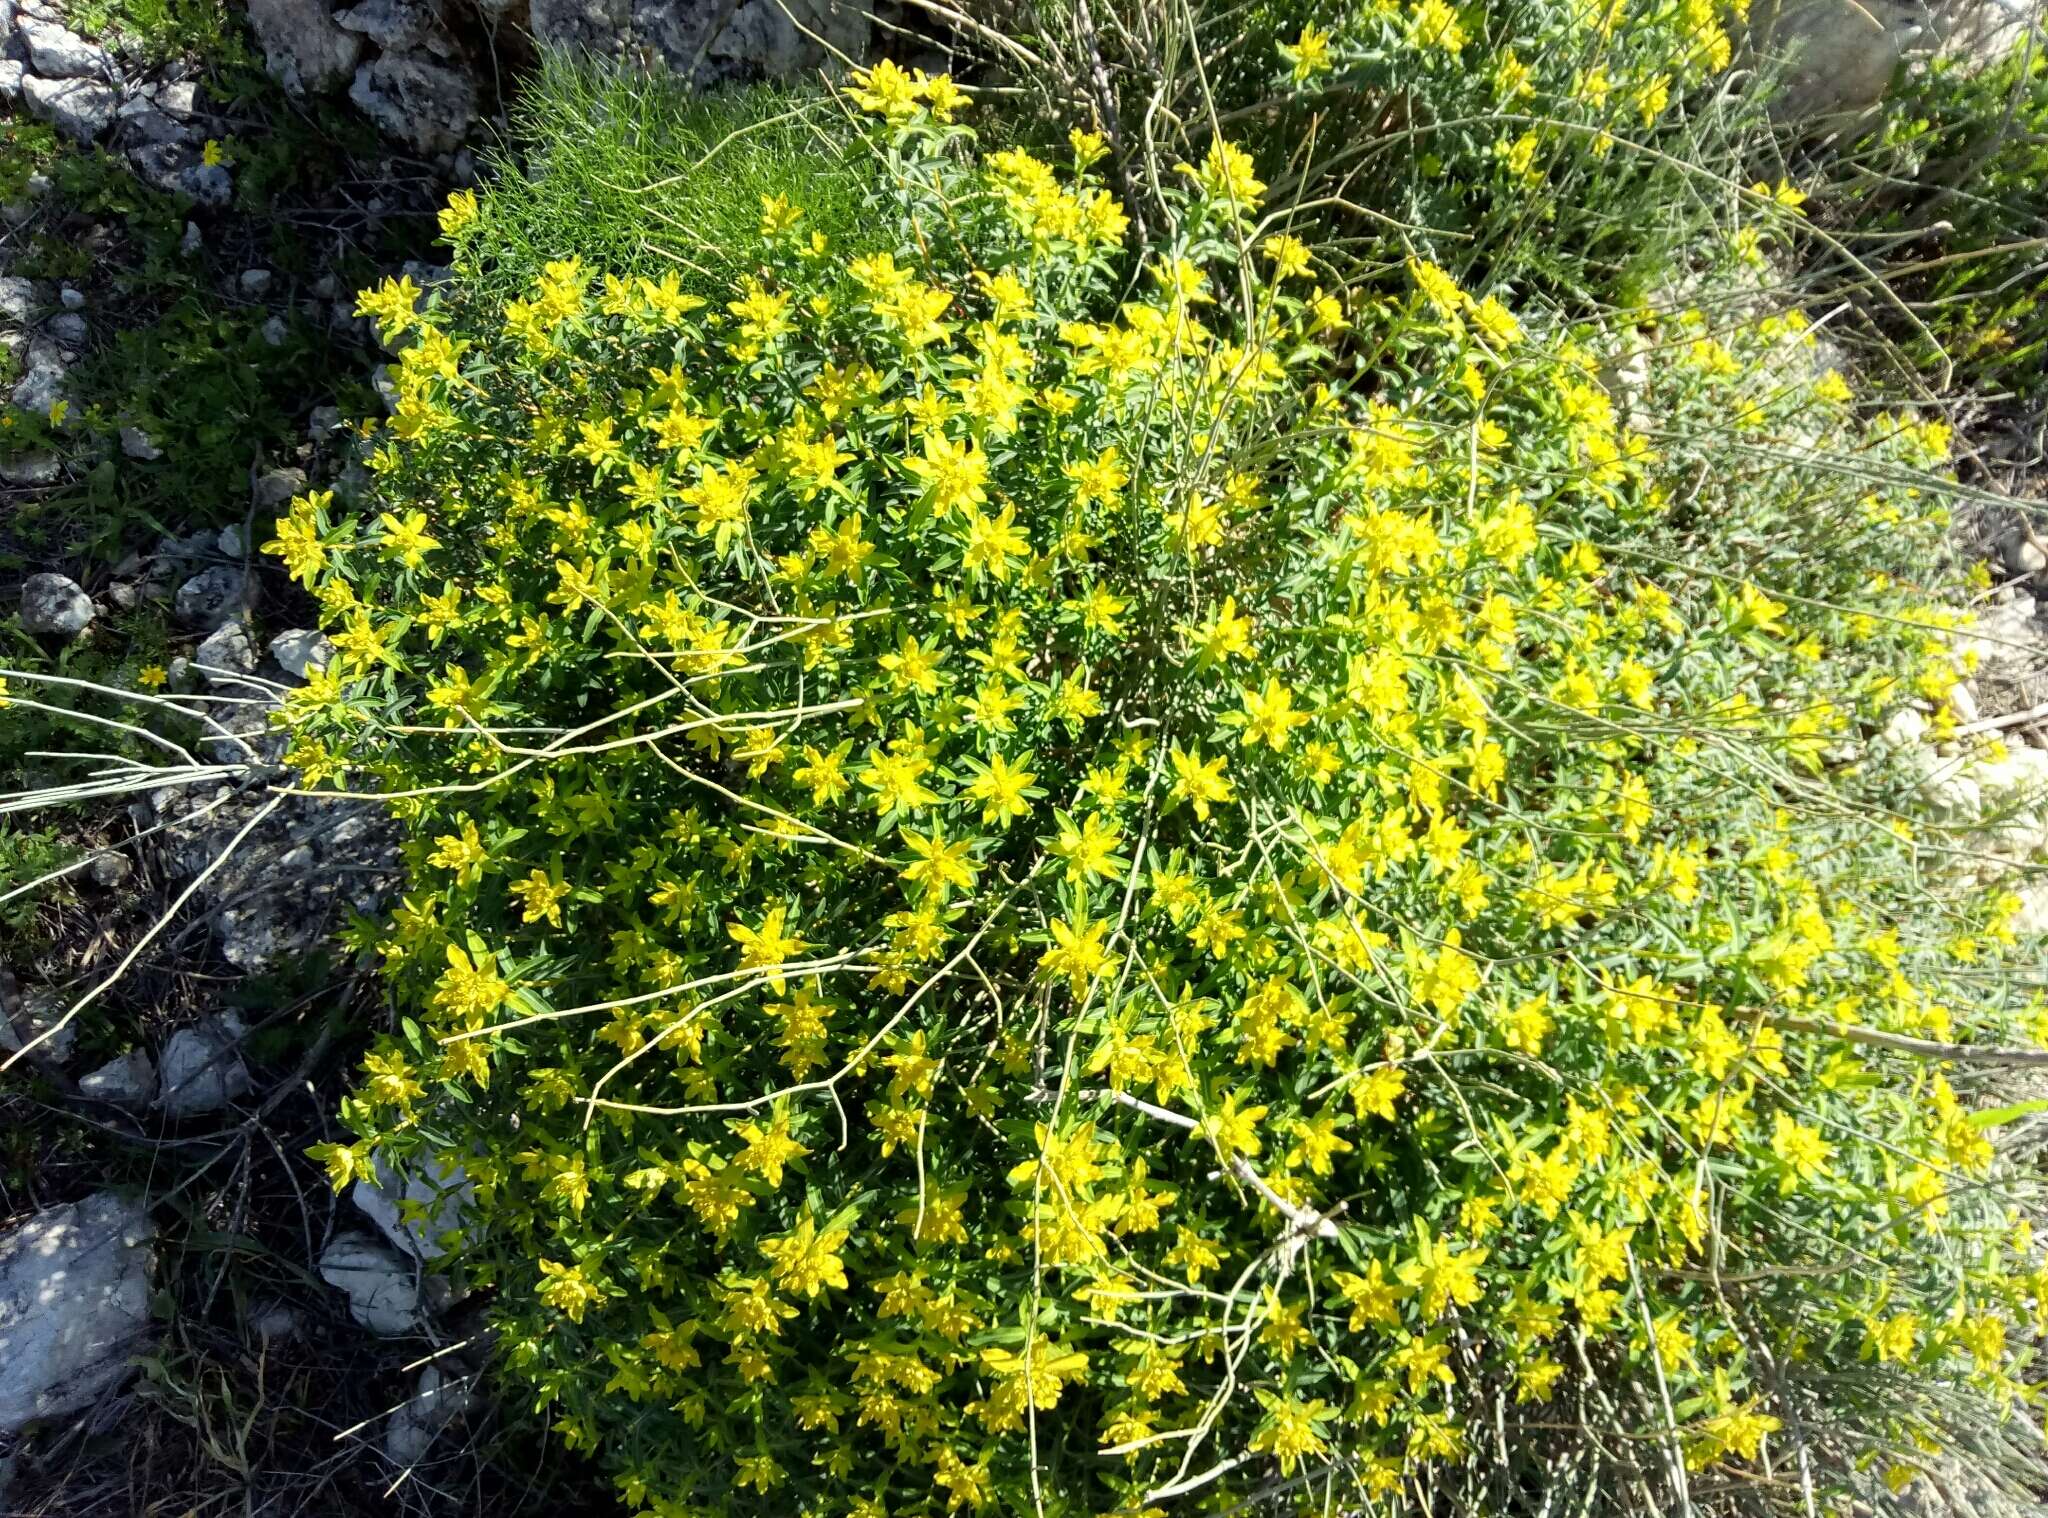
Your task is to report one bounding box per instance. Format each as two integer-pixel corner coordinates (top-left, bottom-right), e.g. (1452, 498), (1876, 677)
(119, 426), (162, 461)
(382, 1363), (472, 1466)
(0, 978), (75, 1065)
(193, 620), (259, 687)
(348, 56), (476, 155)
(251, 465), (305, 511)
(173, 565), (254, 630)
(156, 1012), (252, 1118)
(0, 450), (59, 486)
(268, 628), (334, 679)
(245, 0), (363, 93)
(77, 1049), (155, 1111)
(17, 16), (107, 77)
(0, 1193), (155, 1435)
(19, 572), (93, 640)
(318, 1232), (421, 1335)
(351, 1154), (473, 1261)
(21, 76), (118, 142)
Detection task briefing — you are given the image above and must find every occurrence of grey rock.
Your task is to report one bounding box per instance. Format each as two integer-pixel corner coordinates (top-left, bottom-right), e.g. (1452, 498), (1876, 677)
(0, 1193), (154, 1435)
(334, 0), (452, 53)
(307, 404), (342, 440)
(2002, 528), (2047, 581)
(0, 981), (75, 1065)
(261, 314), (287, 347)
(0, 274), (38, 324)
(193, 621), (258, 686)
(268, 628), (334, 678)
(86, 851), (132, 888)
(21, 76), (119, 142)
(152, 79), (199, 117)
(18, 16), (107, 77)
(179, 220), (202, 256)
(173, 566), (253, 630)
(20, 572), (93, 640)
(77, 1048), (154, 1110)
(114, 96), (194, 145)
(382, 1363), (472, 1466)
(252, 466), (305, 512)
(10, 339), (67, 415)
(119, 426), (161, 461)
(217, 523), (245, 558)
(0, 60), (22, 105)
(156, 1012), (252, 1117)
(249, 1301), (304, 1340)
(0, 450), (59, 486)
(347, 56), (475, 155)
(317, 1232), (421, 1335)
(238, 268), (273, 298)
(58, 286), (83, 310)
(182, 162), (231, 207)
(351, 1154), (472, 1261)
(246, 0), (362, 93)
(48, 310), (85, 346)
(105, 581), (137, 610)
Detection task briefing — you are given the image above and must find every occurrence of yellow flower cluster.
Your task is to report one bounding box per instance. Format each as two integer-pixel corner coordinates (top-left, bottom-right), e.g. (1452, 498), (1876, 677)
(286, 67), (2039, 1518)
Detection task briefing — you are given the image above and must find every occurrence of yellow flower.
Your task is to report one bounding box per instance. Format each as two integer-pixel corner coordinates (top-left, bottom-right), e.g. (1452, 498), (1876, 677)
(730, 905), (808, 988)
(376, 508), (441, 571)
(438, 189), (480, 238)
(1238, 678), (1311, 751)
(1039, 912), (1118, 996)
(1278, 24), (1333, 82)
(758, 1215), (851, 1298)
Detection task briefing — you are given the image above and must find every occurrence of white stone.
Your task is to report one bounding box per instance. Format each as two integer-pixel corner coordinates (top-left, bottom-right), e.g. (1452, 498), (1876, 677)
(245, 0), (362, 93)
(1880, 704), (1929, 750)
(194, 621), (259, 687)
(382, 1363), (471, 1466)
(156, 1012), (252, 1117)
(77, 1049), (154, 1110)
(21, 76), (118, 142)
(1946, 681), (1980, 726)
(19, 572), (93, 640)
(251, 466), (305, 511)
(0, 60), (21, 105)
(239, 268), (274, 298)
(318, 1233), (421, 1336)
(0, 1193), (154, 1434)
(351, 1154), (472, 1261)
(347, 56), (476, 156)
(17, 16), (107, 77)
(268, 628), (334, 678)
(2002, 530), (2047, 581)
(174, 565), (254, 630)
(0, 450), (58, 486)
(119, 426), (161, 461)
(0, 982), (75, 1065)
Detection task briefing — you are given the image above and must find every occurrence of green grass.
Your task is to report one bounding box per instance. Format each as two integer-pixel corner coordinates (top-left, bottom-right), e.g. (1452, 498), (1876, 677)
(463, 56), (873, 303)
(64, 0), (255, 66)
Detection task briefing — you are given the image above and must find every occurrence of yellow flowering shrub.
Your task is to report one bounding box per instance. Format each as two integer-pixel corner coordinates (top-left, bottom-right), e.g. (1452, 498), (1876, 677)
(1260, 0), (1768, 306)
(279, 68), (2043, 1517)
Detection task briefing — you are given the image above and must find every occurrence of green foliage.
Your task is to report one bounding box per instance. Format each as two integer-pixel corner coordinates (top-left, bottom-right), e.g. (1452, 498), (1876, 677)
(460, 56), (871, 305)
(272, 64), (2048, 1518)
(0, 77), (382, 564)
(0, 825), (70, 949)
(1843, 46), (2048, 410)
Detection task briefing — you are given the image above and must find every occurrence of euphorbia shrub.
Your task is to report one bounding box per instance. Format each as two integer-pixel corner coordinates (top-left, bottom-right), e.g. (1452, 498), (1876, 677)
(280, 66), (2041, 1517)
